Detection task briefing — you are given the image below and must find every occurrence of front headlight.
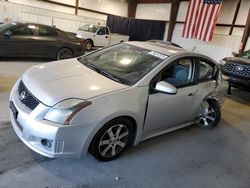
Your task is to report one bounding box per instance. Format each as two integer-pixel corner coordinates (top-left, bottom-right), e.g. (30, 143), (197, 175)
(44, 99), (91, 125)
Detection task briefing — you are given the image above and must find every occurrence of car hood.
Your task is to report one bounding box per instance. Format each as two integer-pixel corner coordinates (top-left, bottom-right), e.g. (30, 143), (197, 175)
(22, 58), (129, 106)
(223, 57), (250, 64)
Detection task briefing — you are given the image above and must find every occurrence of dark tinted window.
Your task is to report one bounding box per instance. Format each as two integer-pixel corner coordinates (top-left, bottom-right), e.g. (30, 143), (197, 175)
(97, 28), (106, 35)
(104, 27), (109, 35)
(39, 27), (57, 36)
(79, 24), (98, 33)
(161, 58), (194, 87)
(97, 27), (109, 35)
(11, 25), (36, 35)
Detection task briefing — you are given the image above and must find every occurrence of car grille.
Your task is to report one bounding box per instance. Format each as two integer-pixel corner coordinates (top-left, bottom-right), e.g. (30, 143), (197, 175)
(18, 81), (40, 110)
(224, 62), (250, 79)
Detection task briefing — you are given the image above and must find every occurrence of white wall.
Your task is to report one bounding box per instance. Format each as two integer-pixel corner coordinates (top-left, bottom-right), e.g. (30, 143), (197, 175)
(79, 0), (128, 17)
(0, 1), (106, 33)
(176, 1), (188, 22)
(78, 9), (107, 21)
(217, 0), (238, 24)
(236, 0), (250, 25)
(135, 3), (171, 21)
(7, 0), (75, 14)
(172, 24), (242, 62)
(134, 0), (249, 62)
(7, 0), (128, 17)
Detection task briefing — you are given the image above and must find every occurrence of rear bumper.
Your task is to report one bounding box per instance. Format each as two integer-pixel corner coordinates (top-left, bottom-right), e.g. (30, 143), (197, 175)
(74, 46), (85, 58)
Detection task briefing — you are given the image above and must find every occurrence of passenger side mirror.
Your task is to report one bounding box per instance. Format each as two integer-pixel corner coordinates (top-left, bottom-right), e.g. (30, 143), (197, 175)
(154, 81), (177, 94)
(4, 30), (13, 38)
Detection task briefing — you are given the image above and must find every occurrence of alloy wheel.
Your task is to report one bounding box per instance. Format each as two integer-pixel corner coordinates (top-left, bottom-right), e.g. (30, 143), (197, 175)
(98, 124), (129, 158)
(198, 102), (216, 127)
(57, 48), (73, 60)
(85, 41), (92, 51)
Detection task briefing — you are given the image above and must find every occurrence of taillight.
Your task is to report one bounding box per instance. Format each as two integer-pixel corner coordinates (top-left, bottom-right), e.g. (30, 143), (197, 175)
(79, 40), (85, 46)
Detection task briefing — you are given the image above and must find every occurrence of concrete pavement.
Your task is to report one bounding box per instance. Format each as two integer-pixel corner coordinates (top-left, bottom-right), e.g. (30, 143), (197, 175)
(0, 59), (250, 188)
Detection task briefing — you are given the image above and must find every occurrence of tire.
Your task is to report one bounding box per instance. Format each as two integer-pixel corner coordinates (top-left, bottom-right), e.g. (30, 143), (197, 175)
(57, 48), (73, 60)
(85, 40), (93, 51)
(89, 118), (133, 162)
(198, 100), (221, 129)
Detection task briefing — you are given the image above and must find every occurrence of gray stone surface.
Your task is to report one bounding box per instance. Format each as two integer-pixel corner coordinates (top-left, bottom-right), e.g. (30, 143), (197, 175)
(0, 60), (250, 188)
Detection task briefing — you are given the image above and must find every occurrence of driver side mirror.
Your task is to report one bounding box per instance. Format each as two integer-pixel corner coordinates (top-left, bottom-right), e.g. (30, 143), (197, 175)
(4, 30), (13, 38)
(154, 81), (177, 94)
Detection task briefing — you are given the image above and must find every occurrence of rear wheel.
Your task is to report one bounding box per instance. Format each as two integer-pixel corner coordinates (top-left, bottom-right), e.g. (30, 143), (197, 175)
(85, 40), (93, 51)
(198, 100), (221, 129)
(89, 118), (133, 162)
(57, 48), (73, 60)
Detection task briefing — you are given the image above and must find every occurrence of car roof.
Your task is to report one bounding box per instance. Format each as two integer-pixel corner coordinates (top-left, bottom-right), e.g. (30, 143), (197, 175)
(125, 41), (186, 56)
(147, 40), (183, 48)
(11, 22), (60, 30)
(124, 41), (219, 66)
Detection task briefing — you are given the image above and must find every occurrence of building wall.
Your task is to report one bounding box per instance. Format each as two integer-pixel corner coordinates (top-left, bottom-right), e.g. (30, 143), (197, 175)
(136, 0), (250, 62)
(0, 0), (249, 62)
(135, 3), (171, 21)
(79, 0), (128, 17)
(6, 0), (128, 17)
(135, 3), (171, 43)
(0, 0), (127, 32)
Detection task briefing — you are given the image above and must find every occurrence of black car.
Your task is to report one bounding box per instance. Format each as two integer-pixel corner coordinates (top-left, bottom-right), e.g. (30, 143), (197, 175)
(0, 22), (85, 60)
(221, 49), (250, 94)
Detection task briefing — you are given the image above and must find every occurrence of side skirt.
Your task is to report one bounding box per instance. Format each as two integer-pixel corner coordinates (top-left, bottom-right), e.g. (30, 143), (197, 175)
(141, 120), (197, 142)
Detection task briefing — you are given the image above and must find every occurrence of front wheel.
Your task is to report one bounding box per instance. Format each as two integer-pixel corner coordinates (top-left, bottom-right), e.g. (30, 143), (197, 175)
(89, 118), (133, 162)
(57, 48), (73, 60)
(198, 100), (221, 129)
(84, 40), (93, 51)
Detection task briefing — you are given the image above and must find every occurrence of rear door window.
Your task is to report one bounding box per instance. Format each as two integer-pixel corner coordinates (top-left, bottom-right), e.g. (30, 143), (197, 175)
(38, 26), (58, 37)
(198, 59), (217, 82)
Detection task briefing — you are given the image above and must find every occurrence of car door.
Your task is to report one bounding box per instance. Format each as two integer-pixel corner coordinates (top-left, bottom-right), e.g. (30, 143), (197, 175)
(95, 27), (109, 47)
(0, 24), (36, 57)
(143, 57), (198, 135)
(195, 58), (219, 104)
(30, 26), (59, 58)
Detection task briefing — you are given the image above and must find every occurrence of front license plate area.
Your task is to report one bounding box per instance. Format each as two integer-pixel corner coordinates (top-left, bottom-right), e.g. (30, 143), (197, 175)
(9, 101), (18, 119)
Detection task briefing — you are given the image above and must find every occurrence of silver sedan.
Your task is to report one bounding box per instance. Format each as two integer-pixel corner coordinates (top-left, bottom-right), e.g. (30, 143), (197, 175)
(9, 41), (225, 161)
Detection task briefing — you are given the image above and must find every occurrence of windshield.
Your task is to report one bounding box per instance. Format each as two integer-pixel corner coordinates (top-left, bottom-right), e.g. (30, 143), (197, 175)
(0, 23), (15, 32)
(240, 49), (250, 59)
(78, 43), (167, 85)
(79, 24), (98, 33)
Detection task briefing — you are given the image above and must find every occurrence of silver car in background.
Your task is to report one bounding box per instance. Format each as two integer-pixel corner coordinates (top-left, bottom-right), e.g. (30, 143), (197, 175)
(9, 41), (225, 161)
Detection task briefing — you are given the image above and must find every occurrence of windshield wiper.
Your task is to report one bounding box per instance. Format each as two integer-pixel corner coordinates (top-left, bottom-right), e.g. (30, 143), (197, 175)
(98, 69), (123, 83)
(80, 57), (130, 85)
(83, 60), (128, 84)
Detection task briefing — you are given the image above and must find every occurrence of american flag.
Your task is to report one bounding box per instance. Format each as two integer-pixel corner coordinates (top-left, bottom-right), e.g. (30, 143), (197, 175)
(182, 0), (223, 41)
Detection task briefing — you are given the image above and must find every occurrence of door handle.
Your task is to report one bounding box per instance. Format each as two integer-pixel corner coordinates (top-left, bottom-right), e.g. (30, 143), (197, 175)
(27, 38), (35, 41)
(105, 36), (108, 39)
(188, 93), (193, 96)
